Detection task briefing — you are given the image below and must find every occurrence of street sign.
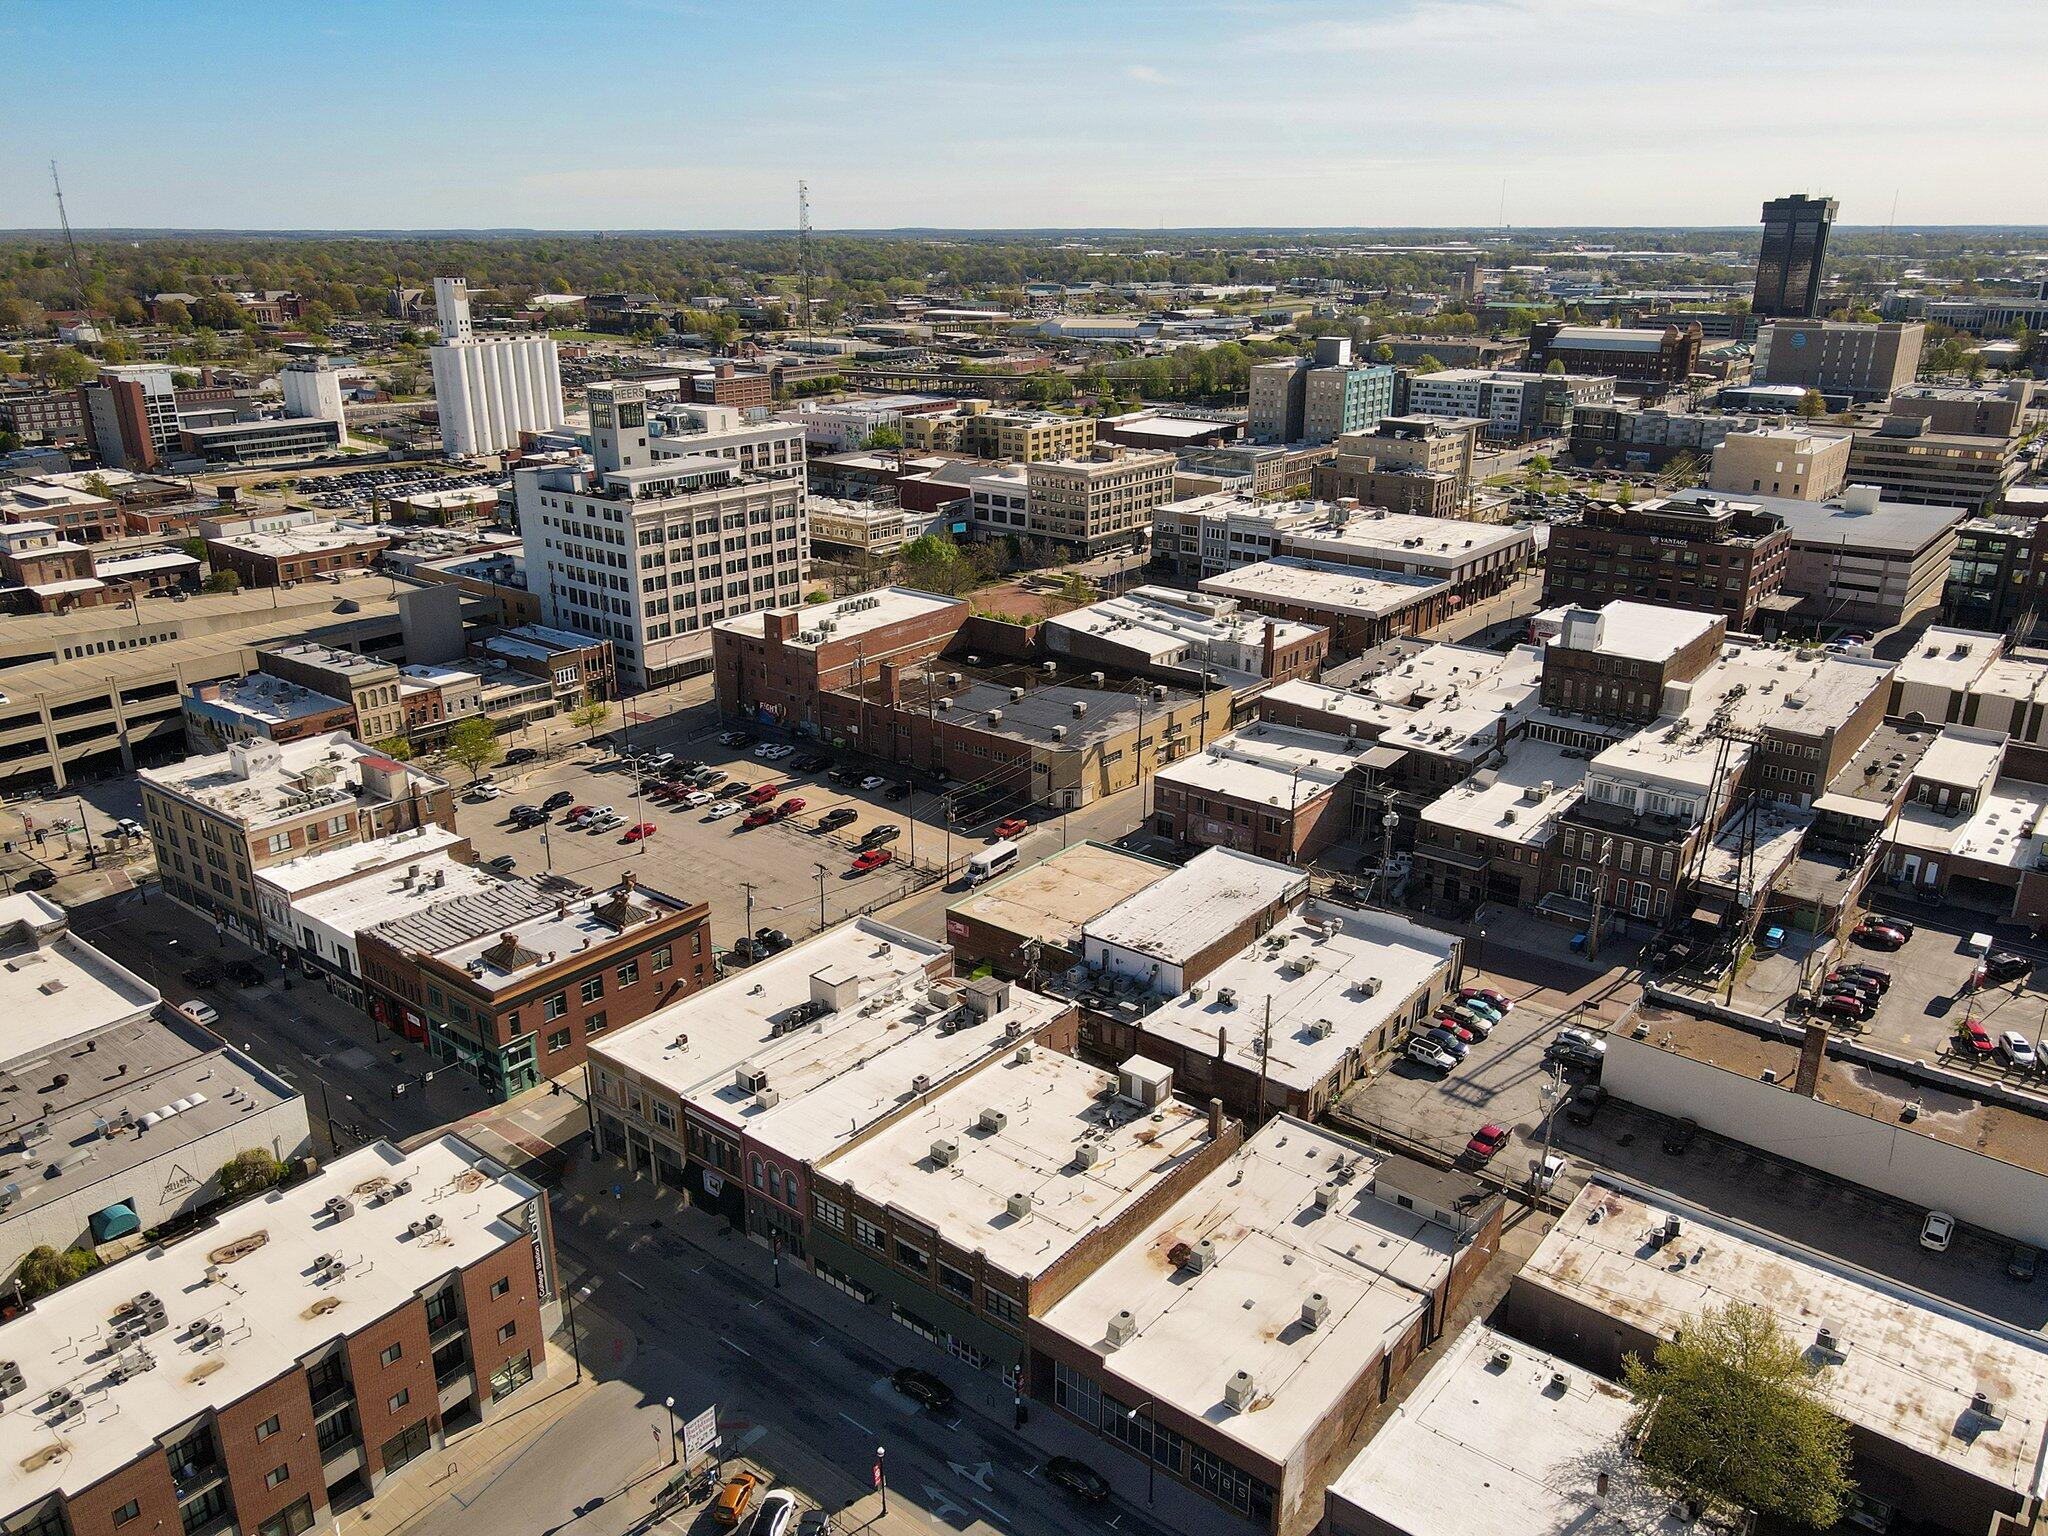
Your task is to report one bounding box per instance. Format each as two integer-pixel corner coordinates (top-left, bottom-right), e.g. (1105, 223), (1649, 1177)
(683, 1405), (719, 1461)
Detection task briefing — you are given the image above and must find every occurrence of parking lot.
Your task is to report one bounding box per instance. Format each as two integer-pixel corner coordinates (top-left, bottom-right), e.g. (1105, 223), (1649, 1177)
(454, 716), (1048, 957)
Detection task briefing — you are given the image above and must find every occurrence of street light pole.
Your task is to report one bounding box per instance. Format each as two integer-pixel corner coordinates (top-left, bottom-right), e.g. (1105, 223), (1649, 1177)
(665, 1395), (678, 1467)
(1125, 1401), (1157, 1505)
(877, 1446), (887, 1516)
(814, 864), (829, 931)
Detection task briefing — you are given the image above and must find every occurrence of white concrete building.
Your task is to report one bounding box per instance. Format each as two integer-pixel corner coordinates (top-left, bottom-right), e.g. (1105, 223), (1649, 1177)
(280, 357), (348, 431)
(429, 276), (565, 457)
(515, 379), (808, 687)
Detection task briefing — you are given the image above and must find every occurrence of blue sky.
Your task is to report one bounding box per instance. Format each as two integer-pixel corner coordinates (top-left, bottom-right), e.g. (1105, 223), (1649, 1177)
(3, 0), (2036, 231)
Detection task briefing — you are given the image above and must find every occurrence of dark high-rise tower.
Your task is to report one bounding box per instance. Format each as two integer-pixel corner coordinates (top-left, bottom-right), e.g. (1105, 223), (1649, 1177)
(1752, 194), (1838, 319)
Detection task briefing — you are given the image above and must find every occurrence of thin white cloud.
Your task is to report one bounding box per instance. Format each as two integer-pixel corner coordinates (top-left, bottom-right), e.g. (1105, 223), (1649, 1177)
(1124, 64), (1168, 83)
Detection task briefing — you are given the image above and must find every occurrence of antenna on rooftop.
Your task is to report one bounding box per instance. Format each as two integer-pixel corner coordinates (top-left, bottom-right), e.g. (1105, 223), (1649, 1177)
(798, 180), (815, 342)
(50, 160), (90, 316)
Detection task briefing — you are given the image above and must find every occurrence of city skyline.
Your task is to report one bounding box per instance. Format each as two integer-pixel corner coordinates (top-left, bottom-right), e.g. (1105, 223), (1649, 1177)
(3, 0), (2039, 231)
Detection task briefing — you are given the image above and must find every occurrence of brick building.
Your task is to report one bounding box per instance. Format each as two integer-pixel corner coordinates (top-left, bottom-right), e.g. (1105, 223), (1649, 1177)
(1151, 722), (1372, 863)
(1525, 322), (1702, 391)
(713, 586), (970, 729)
(1540, 497), (1792, 630)
(358, 871), (711, 1099)
(204, 523), (392, 587)
(0, 1136), (554, 1536)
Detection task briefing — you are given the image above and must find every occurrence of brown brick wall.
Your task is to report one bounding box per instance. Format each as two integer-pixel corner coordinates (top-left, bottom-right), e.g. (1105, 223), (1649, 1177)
(66, 1454), (183, 1536)
(460, 1239), (547, 1398)
(343, 1300), (440, 1478)
(217, 1367), (327, 1534)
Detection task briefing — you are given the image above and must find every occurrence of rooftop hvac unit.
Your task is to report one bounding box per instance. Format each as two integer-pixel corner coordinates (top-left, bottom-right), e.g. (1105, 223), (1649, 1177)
(0, 1360), (21, 1401)
(1314, 1181), (1340, 1210)
(735, 1065), (768, 1095)
(1217, 987), (1238, 1009)
(1548, 1371), (1570, 1394)
(1106, 1309), (1137, 1348)
(755, 1088), (781, 1110)
(1072, 700), (1088, 717)
(1355, 976), (1381, 998)
(1090, 671), (1106, 687)
(937, 697), (952, 710)
(1014, 1044), (1035, 1064)
(1010, 686), (1025, 702)
(1052, 725), (1067, 741)
(1971, 1391), (2004, 1425)
(1223, 1370), (1256, 1410)
(1073, 1142), (1102, 1170)
(1182, 1237), (1218, 1274)
(322, 1197), (355, 1222)
(1308, 1018), (1335, 1040)
(1489, 1348), (1513, 1370)
(978, 1108), (1009, 1134)
(1043, 661), (1057, 675)
(1301, 1292), (1330, 1330)
(1006, 1192), (1035, 1219)
(987, 709), (1003, 725)
(911, 1073), (932, 1095)
(1816, 1324), (1845, 1356)
(930, 1138), (960, 1167)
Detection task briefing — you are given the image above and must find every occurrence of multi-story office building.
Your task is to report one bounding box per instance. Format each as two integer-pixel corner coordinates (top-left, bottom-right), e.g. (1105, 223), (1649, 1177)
(139, 733), (455, 942)
(1567, 403), (1756, 468)
(0, 1135), (554, 1536)
(1753, 319), (1924, 402)
(1399, 369), (1611, 443)
(1707, 424), (1853, 502)
(1541, 495), (1792, 630)
(1887, 380), (2033, 440)
(179, 415), (345, 467)
(516, 379), (808, 688)
(77, 365), (183, 470)
(1944, 513), (2048, 631)
(428, 277), (565, 457)
(902, 407), (1097, 462)
(1751, 193), (1838, 318)
(257, 642), (409, 744)
(713, 586), (969, 727)
(280, 357), (348, 430)
(1524, 323), (1702, 392)
(357, 870), (711, 1098)
(1846, 415), (2021, 513)
(1310, 416), (1481, 517)
(0, 387), (88, 446)
(647, 400), (806, 486)
(1248, 338), (1394, 445)
(1023, 446), (1177, 556)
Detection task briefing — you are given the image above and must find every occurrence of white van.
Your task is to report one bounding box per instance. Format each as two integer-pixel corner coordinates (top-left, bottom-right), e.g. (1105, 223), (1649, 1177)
(965, 840), (1021, 885)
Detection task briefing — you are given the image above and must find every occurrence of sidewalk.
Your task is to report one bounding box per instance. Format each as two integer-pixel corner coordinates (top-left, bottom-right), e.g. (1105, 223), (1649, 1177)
(344, 1342), (599, 1536)
(554, 1155), (1238, 1536)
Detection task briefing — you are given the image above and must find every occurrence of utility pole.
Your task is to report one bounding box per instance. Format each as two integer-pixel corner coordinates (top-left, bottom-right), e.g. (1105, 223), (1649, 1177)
(813, 864), (829, 931)
(1586, 837), (1615, 962)
(1255, 997), (1273, 1129)
(741, 881), (757, 946)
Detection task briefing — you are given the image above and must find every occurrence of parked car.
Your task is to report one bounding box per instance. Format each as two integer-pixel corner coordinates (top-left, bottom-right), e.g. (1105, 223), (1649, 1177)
(710, 1472), (758, 1528)
(750, 1491), (798, 1536)
(1446, 1010), (1492, 1040)
(502, 747), (539, 766)
(1871, 914), (1916, 939)
(818, 807), (858, 832)
(728, 936), (769, 966)
(587, 812), (624, 832)
(797, 1511), (834, 1536)
(754, 928), (792, 955)
(754, 742), (782, 759)
(1434, 1017), (1476, 1044)
(858, 774), (887, 791)
(469, 782), (502, 800)
(1812, 994), (1870, 1024)
(623, 822), (657, 842)
(2001, 1032), (2038, 1069)
(1423, 1026), (1470, 1061)
(1977, 951), (2034, 987)
(224, 959), (266, 988)
(182, 964), (221, 989)
(484, 854), (518, 874)
(565, 804), (598, 825)
(1921, 1211), (1956, 1252)
(773, 797), (808, 818)
(852, 848), (895, 874)
(1564, 1084), (1607, 1125)
(1464, 1123), (1510, 1162)
(890, 1366), (953, 1411)
(1044, 1456), (1111, 1504)
(859, 825), (901, 848)
(114, 817), (146, 838)
(1457, 996), (1504, 1024)
(181, 999), (220, 1026)
(794, 753), (829, 772)
(1958, 1019), (1995, 1055)
(1537, 1154), (1567, 1191)
(644, 751), (676, 770)
(2010, 1244), (2038, 1282)
(705, 800), (744, 820)
(742, 808), (777, 829)
(884, 780), (913, 802)
(542, 790), (575, 812)
(719, 782), (752, 800)
(745, 783), (781, 806)
(1818, 990), (1873, 1020)
(1549, 1028), (1606, 1068)
(1662, 1116), (1699, 1155)
(1407, 1038), (1457, 1071)
(1853, 921), (1908, 951)
(993, 816), (1028, 839)
(682, 789), (714, 807)
(1835, 962), (1891, 991)
(718, 730), (751, 748)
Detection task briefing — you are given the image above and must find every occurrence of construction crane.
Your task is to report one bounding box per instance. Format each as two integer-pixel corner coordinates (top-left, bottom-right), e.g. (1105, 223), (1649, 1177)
(50, 160), (91, 315)
(797, 180), (815, 341)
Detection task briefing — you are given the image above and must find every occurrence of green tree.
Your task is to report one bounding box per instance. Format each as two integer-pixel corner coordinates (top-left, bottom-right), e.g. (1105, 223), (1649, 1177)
(33, 347), (97, 387)
(81, 473), (114, 499)
(1615, 482), (1634, 506)
(113, 296), (147, 326)
(445, 718), (501, 782)
(156, 297), (193, 332)
(202, 571), (242, 594)
(1527, 453), (1553, 473)
(1624, 1301), (1853, 1529)
(180, 536), (208, 562)
(570, 699), (610, 741)
(17, 1244), (97, 1300)
(1544, 358), (1566, 375)
(0, 296), (35, 330)
(1412, 353), (1445, 375)
(216, 1148), (287, 1201)
(863, 423), (904, 450)
(1371, 342), (1395, 363)
(372, 735), (416, 762)
(192, 293), (244, 331)
(1796, 389), (1827, 419)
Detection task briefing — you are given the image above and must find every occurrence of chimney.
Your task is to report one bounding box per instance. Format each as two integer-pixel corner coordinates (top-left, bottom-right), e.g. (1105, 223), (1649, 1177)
(1794, 1022), (1827, 1097)
(879, 662), (904, 706)
(619, 870), (637, 892)
(1261, 621), (1278, 679)
(1216, 1024), (1228, 1060)
(1207, 1097), (1225, 1140)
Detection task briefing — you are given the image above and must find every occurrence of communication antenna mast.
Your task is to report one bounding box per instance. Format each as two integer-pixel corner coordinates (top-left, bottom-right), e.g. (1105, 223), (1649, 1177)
(50, 160), (90, 314)
(798, 180), (815, 341)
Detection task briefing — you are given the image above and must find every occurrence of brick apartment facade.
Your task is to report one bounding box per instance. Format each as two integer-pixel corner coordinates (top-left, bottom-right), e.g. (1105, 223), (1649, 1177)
(1536, 615), (1727, 726)
(1542, 500), (1792, 630)
(715, 598), (970, 729)
(206, 529), (392, 588)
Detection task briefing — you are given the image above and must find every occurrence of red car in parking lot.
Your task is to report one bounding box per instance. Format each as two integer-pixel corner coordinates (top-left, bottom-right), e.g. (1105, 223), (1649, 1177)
(993, 816), (1028, 839)
(773, 797), (807, 818)
(851, 847), (894, 874)
(1958, 1018), (1995, 1056)
(745, 783), (781, 806)
(622, 822), (657, 842)
(742, 807), (776, 829)
(1464, 1123), (1510, 1162)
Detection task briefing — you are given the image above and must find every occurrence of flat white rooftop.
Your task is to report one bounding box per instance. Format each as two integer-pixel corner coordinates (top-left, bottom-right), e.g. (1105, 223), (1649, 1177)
(142, 733), (445, 830)
(1524, 1179), (2048, 1503)
(1140, 901), (1456, 1093)
(1421, 737), (1587, 847)
(1154, 722), (1367, 809)
(0, 1136), (540, 1508)
(1891, 627), (2002, 695)
(714, 586), (964, 648)
(1326, 1322), (1669, 1536)
(206, 522), (386, 558)
(1039, 1116), (1461, 1466)
(1548, 601), (1717, 665)
(1915, 725), (2007, 792)
(254, 824), (469, 899)
(1083, 848), (1306, 967)
(1198, 558), (1449, 620)
(1043, 587), (1322, 673)
(945, 842), (1176, 952)
(188, 671), (348, 725)
(0, 894), (160, 1069)
(595, 917), (948, 1095)
(819, 1046), (1212, 1280)
(1279, 507), (1534, 573)
(295, 852), (503, 937)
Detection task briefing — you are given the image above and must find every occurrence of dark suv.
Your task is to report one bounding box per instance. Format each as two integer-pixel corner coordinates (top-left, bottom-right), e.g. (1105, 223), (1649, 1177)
(890, 1367), (953, 1411)
(1045, 1457), (1110, 1504)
